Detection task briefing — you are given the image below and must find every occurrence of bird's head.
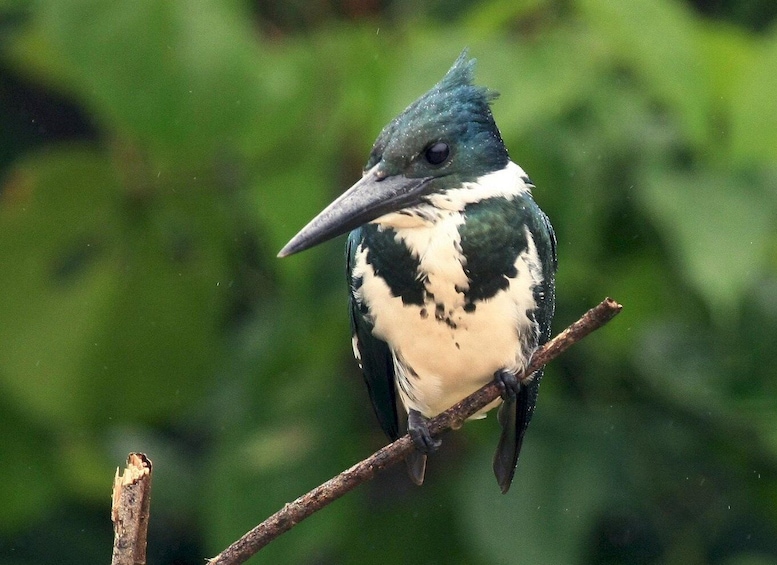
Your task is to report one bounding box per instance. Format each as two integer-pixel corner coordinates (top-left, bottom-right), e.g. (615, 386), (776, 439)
(278, 49), (508, 257)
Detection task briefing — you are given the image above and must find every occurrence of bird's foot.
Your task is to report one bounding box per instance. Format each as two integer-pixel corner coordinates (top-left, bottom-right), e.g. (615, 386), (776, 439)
(408, 409), (442, 453)
(494, 369), (521, 400)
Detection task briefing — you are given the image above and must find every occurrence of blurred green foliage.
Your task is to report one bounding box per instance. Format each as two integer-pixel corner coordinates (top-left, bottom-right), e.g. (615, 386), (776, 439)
(1, 0), (776, 564)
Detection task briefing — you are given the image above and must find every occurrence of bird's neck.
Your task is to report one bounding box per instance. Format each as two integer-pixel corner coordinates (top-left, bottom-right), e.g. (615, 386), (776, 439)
(371, 160), (531, 231)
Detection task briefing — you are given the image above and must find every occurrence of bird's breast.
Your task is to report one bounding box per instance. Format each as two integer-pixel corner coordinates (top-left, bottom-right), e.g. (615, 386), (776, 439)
(351, 200), (543, 418)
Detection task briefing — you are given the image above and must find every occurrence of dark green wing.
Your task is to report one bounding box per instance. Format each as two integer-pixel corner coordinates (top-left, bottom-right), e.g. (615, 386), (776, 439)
(493, 197), (557, 493)
(346, 228), (400, 441)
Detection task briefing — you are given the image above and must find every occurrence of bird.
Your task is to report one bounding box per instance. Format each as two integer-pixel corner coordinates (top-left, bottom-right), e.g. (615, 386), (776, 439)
(278, 50), (556, 493)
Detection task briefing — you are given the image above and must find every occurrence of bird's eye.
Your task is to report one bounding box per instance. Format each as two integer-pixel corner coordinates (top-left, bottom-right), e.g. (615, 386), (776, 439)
(424, 142), (450, 166)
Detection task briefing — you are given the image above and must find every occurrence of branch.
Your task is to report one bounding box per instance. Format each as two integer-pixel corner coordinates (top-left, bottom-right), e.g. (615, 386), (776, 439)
(208, 297), (623, 565)
(111, 453), (153, 565)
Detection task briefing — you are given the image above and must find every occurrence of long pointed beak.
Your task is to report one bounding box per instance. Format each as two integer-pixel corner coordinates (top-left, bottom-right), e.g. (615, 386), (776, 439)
(278, 165), (434, 257)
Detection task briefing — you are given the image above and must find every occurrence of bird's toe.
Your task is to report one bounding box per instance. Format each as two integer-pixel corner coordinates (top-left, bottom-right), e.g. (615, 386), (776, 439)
(408, 409), (442, 453)
(494, 369), (521, 400)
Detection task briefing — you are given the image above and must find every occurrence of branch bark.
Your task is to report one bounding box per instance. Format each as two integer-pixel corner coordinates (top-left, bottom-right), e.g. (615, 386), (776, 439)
(111, 453), (153, 565)
(208, 297), (623, 565)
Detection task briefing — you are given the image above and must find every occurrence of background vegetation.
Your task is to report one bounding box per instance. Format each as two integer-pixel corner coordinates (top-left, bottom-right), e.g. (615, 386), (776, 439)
(1, 0), (776, 563)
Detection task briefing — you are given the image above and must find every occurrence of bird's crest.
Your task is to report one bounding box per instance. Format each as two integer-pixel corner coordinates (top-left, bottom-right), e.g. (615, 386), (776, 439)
(430, 49), (499, 106)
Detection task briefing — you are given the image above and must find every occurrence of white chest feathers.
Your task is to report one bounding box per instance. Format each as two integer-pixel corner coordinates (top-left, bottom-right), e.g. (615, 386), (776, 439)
(351, 210), (543, 419)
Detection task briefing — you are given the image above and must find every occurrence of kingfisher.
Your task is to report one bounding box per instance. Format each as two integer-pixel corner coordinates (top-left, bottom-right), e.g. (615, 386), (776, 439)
(278, 50), (556, 493)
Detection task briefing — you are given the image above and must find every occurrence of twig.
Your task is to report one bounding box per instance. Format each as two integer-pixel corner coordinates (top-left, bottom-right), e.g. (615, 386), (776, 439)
(111, 453), (153, 565)
(208, 297), (623, 565)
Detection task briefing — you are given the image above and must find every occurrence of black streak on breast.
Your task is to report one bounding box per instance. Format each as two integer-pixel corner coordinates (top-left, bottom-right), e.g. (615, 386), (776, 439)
(362, 224), (426, 306)
(458, 197), (531, 303)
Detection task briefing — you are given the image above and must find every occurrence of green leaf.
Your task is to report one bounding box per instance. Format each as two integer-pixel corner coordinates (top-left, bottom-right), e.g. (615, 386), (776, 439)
(457, 409), (617, 565)
(5, 0), (307, 164)
(477, 31), (602, 135)
(0, 147), (123, 427)
(0, 146), (229, 430)
(638, 170), (773, 317)
(578, 0), (711, 146)
(730, 33), (777, 166)
(0, 403), (58, 532)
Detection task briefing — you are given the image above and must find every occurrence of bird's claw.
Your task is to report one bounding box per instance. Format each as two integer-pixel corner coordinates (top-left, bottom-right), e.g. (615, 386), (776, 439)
(408, 409), (442, 453)
(495, 369), (521, 400)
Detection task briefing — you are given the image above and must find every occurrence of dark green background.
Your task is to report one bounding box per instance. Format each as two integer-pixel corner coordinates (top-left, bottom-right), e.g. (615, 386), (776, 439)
(1, 1), (776, 563)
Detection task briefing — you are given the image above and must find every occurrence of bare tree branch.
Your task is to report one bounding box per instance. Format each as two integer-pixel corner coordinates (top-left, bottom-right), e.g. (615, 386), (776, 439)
(208, 297), (623, 565)
(111, 453), (153, 565)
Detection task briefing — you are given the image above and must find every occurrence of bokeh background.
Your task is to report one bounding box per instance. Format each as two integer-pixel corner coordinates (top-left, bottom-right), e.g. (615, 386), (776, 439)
(2, 0), (777, 563)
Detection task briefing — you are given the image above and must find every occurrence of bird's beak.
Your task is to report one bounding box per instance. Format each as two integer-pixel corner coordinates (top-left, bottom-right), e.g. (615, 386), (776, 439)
(278, 165), (433, 257)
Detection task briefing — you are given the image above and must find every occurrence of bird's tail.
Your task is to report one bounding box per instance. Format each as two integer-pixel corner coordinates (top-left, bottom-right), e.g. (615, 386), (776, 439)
(405, 451), (427, 485)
